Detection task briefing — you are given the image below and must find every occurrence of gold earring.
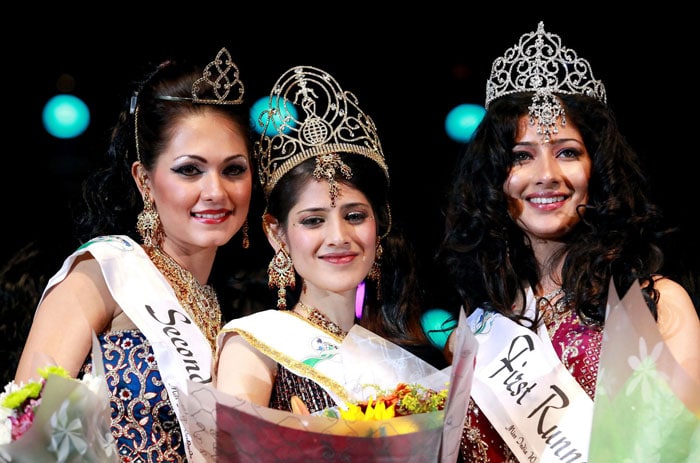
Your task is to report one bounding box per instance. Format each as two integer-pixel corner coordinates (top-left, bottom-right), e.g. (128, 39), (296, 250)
(367, 237), (382, 284)
(241, 219), (250, 249)
(267, 247), (296, 309)
(136, 190), (164, 248)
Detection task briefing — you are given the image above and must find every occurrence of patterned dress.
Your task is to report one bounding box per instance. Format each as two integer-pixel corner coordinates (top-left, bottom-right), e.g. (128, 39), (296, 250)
(82, 330), (186, 463)
(268, 309), (345, 414)
(459, 304), (603, 463)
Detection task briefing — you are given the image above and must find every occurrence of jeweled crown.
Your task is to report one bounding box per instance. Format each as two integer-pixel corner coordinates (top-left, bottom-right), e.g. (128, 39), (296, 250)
(157, 47), (244, 105)
(485, 22), (607, 141)
(254, 66), (388, 200)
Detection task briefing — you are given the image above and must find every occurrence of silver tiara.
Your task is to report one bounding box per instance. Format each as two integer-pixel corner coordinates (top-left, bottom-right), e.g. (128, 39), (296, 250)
(157, 47), (244, 105)
(485, 22), (607, 142)
(254, 66), (388, 203)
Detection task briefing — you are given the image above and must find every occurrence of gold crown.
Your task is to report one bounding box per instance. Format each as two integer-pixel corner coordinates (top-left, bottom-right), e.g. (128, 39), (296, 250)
(254, 66), (388, 200)
(157, 47), (244, 104)
(486, 22), (607, 142)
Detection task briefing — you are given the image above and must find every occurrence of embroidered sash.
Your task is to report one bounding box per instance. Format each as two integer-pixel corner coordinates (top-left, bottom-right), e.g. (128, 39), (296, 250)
(39, 235), (212, 460)
(217, 310), (353, 404)
(467, 289), (593, 463)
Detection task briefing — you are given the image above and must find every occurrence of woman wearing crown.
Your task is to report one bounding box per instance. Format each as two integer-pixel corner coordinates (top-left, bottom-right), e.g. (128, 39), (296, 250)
(214, 65), (445, 417)
(437, 23), (700, 462)
(13, 48), (254, 462)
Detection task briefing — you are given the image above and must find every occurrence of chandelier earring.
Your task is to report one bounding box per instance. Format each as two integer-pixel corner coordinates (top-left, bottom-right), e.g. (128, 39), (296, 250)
(136, 187), (164, 249)
(267, 246), (295, 309)
(263, 213), (296, 309)
(367, 237), (383, 283)
(241, 219), (250, 249)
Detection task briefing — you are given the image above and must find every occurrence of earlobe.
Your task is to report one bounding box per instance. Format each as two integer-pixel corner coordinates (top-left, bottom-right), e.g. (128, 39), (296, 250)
(132, 161), (148, 195)
(263, 213), (286, 252)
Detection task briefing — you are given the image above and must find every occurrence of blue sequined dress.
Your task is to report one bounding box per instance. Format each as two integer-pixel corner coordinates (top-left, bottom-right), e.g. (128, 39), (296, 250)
(82, 330), (187, 463)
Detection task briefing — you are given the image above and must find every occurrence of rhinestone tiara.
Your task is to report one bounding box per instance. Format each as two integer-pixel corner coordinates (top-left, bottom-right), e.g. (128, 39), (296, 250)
(157, 47), (244, 105)
(254, 66), (388, 199)
(485, 22), (607, 141)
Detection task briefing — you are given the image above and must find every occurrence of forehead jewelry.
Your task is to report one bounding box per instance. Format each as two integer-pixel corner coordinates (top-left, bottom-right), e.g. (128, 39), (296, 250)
(485, 21), (607, 142)
(254, 66), (389, 204)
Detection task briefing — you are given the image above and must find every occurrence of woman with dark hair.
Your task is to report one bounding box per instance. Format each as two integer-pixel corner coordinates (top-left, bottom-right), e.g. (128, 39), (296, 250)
(438, 23), (700, 462)
(14, 47), (253, 462)
(215, 65), (444, 414)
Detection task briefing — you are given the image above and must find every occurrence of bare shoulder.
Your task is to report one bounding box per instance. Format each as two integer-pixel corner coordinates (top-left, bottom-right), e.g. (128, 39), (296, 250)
(16, 253), (116, 381)
(652, 276), (697, 316)
(39, 252), (117, 323)
(651, 276), (700, 383)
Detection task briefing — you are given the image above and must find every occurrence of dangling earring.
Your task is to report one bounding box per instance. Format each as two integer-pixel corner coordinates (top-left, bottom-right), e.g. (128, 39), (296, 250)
(241, 219), (250, 249)
(136, 189), (164, 248)
(367, 237), (383, 283)
(267, 246), (296, 309)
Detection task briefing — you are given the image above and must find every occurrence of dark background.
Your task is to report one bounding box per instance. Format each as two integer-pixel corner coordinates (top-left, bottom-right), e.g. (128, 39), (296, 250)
(3, 9), (698, 317)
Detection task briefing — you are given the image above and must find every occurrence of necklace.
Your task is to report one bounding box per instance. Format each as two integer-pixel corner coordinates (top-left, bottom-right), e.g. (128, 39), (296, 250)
(296, 301), (346, 337)
(146, 245), (222, 351)
(536, 288), (569, 326)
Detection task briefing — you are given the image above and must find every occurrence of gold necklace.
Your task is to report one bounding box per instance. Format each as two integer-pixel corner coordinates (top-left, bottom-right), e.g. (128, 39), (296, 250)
(296, 301), (346, 337)
(146, 245), (222, 351)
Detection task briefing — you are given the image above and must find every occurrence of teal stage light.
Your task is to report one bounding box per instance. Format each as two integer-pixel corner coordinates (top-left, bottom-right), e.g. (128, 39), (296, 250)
(250, 96), (298, 135)
(420, 308), (457, 350)
(42, 94), (90, 139)
(445, 103), (486, 143)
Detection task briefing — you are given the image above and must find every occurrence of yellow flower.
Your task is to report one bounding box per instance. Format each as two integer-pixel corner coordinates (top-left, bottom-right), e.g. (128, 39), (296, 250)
(340, 397), (396, 421)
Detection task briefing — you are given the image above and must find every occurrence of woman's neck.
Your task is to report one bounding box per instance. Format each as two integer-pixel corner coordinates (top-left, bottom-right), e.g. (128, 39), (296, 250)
(159, 242), (216, 285)
(294, 289), (356, 332)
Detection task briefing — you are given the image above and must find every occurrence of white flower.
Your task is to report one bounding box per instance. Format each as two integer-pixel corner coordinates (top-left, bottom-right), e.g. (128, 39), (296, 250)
(80, 372), (104, 395)
(0, 415), (11, 445)
(48, 399), (89, 462)
(626, 337), (667, 400)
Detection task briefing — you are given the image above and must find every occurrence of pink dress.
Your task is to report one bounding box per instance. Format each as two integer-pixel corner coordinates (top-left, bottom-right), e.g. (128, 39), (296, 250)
(459, 304), (603, 463)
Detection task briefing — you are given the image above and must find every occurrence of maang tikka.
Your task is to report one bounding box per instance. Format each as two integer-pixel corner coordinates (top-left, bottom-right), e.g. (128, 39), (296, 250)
(485, 21), (607, 142)
(255, 66), (395, 303)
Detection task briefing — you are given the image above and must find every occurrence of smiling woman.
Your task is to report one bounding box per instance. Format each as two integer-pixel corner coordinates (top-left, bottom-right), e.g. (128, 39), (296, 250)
(12, 47), (255, 463)
(214, 64), (447, 422)
(436, 22), (700, 462)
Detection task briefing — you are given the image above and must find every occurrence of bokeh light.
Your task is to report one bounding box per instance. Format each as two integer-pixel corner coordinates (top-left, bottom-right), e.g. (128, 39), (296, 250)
(445, 103), (486, 143)
(42, 94), (90, 139)
(250, 96), (298, 136)
(420, 308), (457, 350)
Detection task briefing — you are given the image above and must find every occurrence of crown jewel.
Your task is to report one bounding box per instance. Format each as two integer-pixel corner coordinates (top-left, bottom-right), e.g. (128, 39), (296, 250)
(485, 22), (607, 142)
(158, 47), (244, 104)
(255, 66), (388, 201)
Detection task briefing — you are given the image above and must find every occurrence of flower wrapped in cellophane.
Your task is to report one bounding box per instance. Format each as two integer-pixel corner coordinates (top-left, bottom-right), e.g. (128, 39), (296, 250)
(0, 335), (118, 462)
(179, 311), (476, 463)
(588, 280), (700, 462)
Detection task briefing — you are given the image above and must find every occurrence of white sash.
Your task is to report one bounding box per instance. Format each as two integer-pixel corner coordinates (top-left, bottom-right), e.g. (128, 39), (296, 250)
(217, 310), (353, 404)
(39, 235), (212, 461)
(467, 288), (593, 463)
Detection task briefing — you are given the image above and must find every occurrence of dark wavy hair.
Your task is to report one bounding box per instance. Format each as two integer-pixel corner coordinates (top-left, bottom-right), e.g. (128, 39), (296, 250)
(267, 154), (445, 366)
(438, 92), (668, 327)
(74, 56), (254, 245)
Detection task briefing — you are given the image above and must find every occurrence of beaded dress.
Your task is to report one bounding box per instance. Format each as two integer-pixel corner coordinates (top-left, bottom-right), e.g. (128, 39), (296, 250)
(82, 331), (187, 463)
(459, 291), (603, 463)
(269, 309), (346, 414)
(48, 235), (220, 463)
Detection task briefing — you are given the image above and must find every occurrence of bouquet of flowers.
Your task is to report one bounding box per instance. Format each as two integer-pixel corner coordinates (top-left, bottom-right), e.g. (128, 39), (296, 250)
(588, 280), (700, 462)
(179, 310), (477, 463)
(331, 382), (448, 421)
(0, 336), (117, 462)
